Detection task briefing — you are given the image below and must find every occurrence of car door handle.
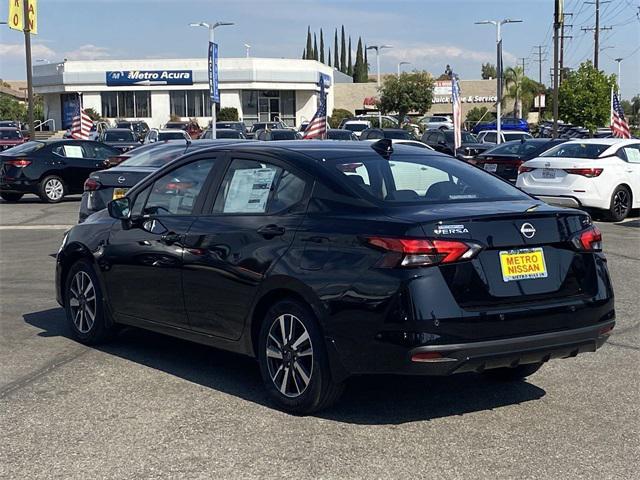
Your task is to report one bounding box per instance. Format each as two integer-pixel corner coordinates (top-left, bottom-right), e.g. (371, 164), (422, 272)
(257, 224), (285, 238)
(160, 232), (183, 245)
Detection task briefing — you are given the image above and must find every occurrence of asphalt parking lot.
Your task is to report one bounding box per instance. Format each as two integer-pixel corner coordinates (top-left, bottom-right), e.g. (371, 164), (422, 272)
(0, 196), (638, 479)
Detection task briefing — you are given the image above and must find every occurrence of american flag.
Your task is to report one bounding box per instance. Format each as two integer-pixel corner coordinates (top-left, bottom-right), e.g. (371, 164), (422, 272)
(303, 81), (327, 139)
(611, 89), (630, 139)
(70, 108), (92, 140)
(451, 73), (462, 150)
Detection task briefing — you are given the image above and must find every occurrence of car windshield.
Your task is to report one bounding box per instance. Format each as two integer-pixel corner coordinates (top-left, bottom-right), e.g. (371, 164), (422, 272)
(165, 123), (186, 130)
(541, 142), (610, 159)
(504, 132), (530, 141)
(105, 131), (135, 142)
(444, 131), (477, 143)
(0, 130), (21, 139)
(271, 131), (296, 140)
(215, 130), (241, 139)
(0, 141), (45, 155)
(384, 130), (413, 140)
(118, 144), (191, 168)
(328, 130), (353, 140)
(483, 140), (546, 157)
(158, 132), (186, 141)
(343, 124), (368, 132)
(332, 153), (528, 205)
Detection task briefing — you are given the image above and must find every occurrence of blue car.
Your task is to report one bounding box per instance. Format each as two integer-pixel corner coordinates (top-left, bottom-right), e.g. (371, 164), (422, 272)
(472, 117), (529, 134)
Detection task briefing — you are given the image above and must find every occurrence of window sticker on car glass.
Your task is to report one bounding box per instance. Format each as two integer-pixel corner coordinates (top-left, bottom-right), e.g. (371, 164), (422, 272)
(63, 145), (84, 158)
(624, 148), (640, 163)
(224, 167), (277, 213)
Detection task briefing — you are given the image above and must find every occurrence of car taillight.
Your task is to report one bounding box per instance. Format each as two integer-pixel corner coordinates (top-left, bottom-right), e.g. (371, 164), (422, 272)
(364, 236), (482, 268)
(563, 168), (603, 177)
(83, 178), (101, 191)
(5, 159), (31, 167)
(518, 165), (535, 174)
(571, 225), (602, 252)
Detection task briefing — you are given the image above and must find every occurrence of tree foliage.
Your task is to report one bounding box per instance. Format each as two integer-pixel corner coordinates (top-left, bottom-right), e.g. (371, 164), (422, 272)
(558, 61), (616, 132)
(218, 107), (239, 121)
(328, 108), (353, 128)
(481, 63), (497, 79)
(378, 71), (435, 126)
(305, 27), (313, 60)
(465, 106), (495, 124)
(0, 94), (44, 123)
(319, 29), (325, 63)
(334, 29), (339, 69)
(353, 37), (366, 82)
(347, 37), (353, 77)
(340, 25), (347, 73)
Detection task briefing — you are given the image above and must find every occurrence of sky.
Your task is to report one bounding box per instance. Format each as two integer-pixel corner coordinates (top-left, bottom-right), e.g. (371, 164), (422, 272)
(1, 0), (638, 99)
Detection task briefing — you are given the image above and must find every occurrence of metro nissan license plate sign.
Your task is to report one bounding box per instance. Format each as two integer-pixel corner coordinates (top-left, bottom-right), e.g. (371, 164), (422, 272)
(499, 247), (548, 282)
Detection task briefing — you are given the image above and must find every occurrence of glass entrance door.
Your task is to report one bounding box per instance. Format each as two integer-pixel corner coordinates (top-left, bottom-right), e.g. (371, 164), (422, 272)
(258, 95), (281, 122)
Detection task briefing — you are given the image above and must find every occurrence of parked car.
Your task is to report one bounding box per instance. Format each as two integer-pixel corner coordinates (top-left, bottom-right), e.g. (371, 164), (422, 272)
(201, 128), (247, 139)
(115, 120), (150, 141)
(0, 127), (26, 151)
(421, 129), (490, 159)
(418, 115), (454, 130)
(143, 128), (191, 144)
(359, 128), (416, 141)
(165, 121), (202, 139)
(476, 130), (534, 144)
(340, 120), (371, 138)
(361, 138), (434, 149)
(102, 141), (181, 168)
(216, 121), (247, 134)
(516, 139), (640, 221)
(78, 139), (243, 222)
(256, 129), (299, 141)
(247, 121), (287, 138)
(57, 139), (615, 414)
(0, 139), (119, 203)
(326, 129), (359, 141)
(100, 128), (141, 153)
(472, 117), (529, 134)
(472, 139), (567, 183)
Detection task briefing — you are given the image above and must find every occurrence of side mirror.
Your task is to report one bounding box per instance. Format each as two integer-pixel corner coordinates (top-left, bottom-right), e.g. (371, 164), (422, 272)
(107, 197), (131, 220)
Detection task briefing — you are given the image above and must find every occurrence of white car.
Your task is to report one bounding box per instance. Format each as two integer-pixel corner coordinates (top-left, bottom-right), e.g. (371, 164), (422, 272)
(418, 115), (454, 130)
(143, 128), (191, 144)
(341, 120), (371, 138)
(477, 130), (533, 144)
(362, 138), (434, 150)
(516, 138), (640, 221)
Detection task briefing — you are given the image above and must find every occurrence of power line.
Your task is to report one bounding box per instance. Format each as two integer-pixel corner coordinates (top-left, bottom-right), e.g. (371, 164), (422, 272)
(582, 0), (614, 69)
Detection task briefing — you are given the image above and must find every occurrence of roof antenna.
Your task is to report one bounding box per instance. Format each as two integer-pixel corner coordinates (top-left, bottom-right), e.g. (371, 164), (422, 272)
(371, 138), (393, 158)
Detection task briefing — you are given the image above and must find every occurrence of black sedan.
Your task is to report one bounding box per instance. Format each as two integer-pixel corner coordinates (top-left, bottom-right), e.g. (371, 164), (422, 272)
(421, 129), (491, 159)
(0, 140), (119, 202)
(326, 129), (358, 141)
(200, 128), (247, 139)
(56, 140), (614, 413)
(471, 138), (567, 183)
(100, 128), (141, 153)
(78, 140), (246, 222)
(359, 128), (416, 141)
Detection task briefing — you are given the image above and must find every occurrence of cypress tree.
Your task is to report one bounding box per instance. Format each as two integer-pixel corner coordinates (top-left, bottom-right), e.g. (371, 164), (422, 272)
(305, 26), (313, 60)
(347, 37), (353, 77)
(320, 29), (325, 63)
(340, 25), (346, 73)
(302, 48), (306, 60)
(354, 37), (364, 82)
(334, 29), (339, 69)
(313, 33), (318, 60)
(364, 44), (369, 79)
(328, 48), (332, 67)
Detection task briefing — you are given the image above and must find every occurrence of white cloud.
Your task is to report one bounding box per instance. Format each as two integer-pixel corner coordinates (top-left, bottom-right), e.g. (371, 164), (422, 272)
(385, 44), (516, 65)
(0, 43), (56, 59)
(64, 44), (111, 61)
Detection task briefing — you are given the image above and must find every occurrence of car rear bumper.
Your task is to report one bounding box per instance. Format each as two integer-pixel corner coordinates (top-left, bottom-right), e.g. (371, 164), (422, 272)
(0, 177), (39, 194)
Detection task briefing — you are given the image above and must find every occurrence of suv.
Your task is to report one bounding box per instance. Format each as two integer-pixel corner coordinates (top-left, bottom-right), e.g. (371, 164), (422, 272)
(477, 130), (533, 144)
(115, 120), (150, 141)
(421, 129), (490, 158)
(341, 120), (371, 138)
(419, 115), (454, 130)
(473, 117), (529, 134)
(359, 128), (416, 141)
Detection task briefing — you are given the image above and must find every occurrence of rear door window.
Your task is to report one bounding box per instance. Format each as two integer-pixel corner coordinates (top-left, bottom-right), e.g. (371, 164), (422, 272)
(483, 132), (497, 143)
(621, 145), (640, 164)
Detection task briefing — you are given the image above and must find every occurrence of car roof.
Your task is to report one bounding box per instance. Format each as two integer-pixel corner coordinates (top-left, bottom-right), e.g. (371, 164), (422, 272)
(105, 128), (134, 132)
(157, 128), (186, 133)
(561, 138), (636, 145)
(479, 130), (529, 134)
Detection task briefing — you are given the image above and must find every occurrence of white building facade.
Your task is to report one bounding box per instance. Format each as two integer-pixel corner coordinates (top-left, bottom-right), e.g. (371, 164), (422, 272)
(33, 58), (346, 130)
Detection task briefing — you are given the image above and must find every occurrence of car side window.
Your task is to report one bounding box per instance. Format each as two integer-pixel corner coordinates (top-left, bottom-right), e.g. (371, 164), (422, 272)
(53, 144), (87, 158)
(87, 143), (116, 160)
(143, 159), (215, 216)
(214, 159), (306, 215)
(622, 145), (640, 164)
(484, 132), (497, 143)
(436, 132), (445, 143)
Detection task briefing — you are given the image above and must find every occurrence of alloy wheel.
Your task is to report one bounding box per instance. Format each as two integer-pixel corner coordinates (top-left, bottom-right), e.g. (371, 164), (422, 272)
(68, 271), (97, 333)
(45, 178), (64, 201)
(613, 189), (630, 219)
(266, 313), (314, 398)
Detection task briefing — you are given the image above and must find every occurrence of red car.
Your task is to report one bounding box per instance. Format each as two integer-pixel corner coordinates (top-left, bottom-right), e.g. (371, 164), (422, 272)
(0, 128), (26, 151)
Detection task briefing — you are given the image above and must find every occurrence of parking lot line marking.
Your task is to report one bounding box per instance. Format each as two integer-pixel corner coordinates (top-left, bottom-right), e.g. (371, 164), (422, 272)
(0, 225), (73, 230)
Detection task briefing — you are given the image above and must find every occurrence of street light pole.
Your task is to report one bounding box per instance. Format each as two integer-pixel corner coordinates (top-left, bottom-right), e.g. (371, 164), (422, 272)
(244, 44), (251, 58)
(367, 45), (392, 128)
(614, 57), (622, 91)
(475, 18), (522, 144)
(397, 61), (411, 77)
(189, 21), (234, 139)
(23, 0), (35, 139)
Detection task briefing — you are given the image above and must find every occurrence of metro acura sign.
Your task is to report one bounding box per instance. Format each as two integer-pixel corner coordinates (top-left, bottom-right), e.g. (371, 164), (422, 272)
(106, 70), (193, 86)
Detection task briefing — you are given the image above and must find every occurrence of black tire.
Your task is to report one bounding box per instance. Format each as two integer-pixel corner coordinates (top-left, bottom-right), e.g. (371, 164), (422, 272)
(39, 175), (66, 203)
(605, 185), (631, 222)
(64, 259), (115, 345)
(0, 192), (24, 202)
(257, 298), (345, 414)
(483, 363), (543, 381)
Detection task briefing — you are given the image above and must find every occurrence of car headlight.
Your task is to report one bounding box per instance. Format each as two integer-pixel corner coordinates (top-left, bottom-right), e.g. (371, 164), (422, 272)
(58, 231), (69, 254)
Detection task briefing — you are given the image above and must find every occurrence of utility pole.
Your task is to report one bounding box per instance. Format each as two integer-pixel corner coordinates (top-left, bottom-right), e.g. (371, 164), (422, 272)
(614, 57), (622, 91)
(552, 0), (561, 138)
(559, 12), (572, 84)
(532, 45), (546, 118)
(518, 57), (528, 75)
(583, 0), (612, 70)
(23, 0), (35, 139)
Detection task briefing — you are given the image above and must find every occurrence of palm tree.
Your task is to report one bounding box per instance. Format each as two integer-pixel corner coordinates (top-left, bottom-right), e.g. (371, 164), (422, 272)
(502, 66), (525, 118)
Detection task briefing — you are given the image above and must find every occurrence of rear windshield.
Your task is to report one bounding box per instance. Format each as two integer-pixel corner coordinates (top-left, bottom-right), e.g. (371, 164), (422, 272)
(165, 123), (187, 130)
(328, 130), (353, 140)
(0, 141), (44, 155)
(105, 131), (135, 142)
(541, 142), (609, 159)
(216, 130), (241, 139)
(384, 130), (414, 140)
(503, 132), (531, 141)
(119, 145), (191, 168)
(332, 153), (528, 204)
(158, 131), (186, 141)
(343, 124), (368, 132)
(444, 131), (477, 143)
(271, 131), (296, 140)
(0, 130), (21, 139)
(483, 140), (545, 157)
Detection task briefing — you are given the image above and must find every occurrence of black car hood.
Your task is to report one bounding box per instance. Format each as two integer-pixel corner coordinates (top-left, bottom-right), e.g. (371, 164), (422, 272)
(91, 166), (157, 187)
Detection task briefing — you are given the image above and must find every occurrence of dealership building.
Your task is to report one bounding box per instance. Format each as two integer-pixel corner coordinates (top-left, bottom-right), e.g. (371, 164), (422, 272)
(32, 58), (348, 130)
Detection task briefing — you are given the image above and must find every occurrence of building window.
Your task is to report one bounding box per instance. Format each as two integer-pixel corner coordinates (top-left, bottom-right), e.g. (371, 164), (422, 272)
(241, 90), (296, 127)
(170, 91), (211, 118)
(100, 91), (151, 118)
